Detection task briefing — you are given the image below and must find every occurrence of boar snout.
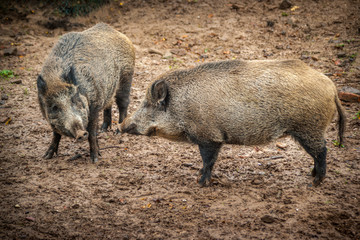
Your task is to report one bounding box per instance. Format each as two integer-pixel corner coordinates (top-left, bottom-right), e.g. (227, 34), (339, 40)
(121, 122), (141, 135)
(75, 130), (88, 142)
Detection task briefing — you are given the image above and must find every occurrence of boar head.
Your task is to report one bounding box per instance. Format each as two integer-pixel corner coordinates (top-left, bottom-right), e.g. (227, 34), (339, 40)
(121, 79), (186, 141)
(37, 67), (89, 142)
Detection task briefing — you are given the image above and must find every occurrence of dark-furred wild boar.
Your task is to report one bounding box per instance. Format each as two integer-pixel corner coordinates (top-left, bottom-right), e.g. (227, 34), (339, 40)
(38, 23), (135, 163)
(121, 60), (345, 186)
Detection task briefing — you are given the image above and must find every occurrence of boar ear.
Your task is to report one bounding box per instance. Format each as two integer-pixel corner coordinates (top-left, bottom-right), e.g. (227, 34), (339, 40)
(37, 75), (47, 95)
(151, 80), (168, 111)
(63, 66), (77, 85)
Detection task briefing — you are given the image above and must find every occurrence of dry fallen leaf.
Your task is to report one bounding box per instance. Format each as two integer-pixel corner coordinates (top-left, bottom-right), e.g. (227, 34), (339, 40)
(291, 6), (299, 11)
(5, 117), (12, 125)
(334, 60), (341, 66)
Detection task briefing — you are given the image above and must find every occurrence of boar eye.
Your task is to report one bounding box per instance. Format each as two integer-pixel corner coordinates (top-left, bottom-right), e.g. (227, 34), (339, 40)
(51, 105), (60, 112)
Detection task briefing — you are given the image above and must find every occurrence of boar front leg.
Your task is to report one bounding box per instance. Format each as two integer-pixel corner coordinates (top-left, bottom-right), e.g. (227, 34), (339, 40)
(44, 131), (62, 159)
(101, 107), (112, 132)
(198, 142), (222, 186)
(116, 73), (133, 124)
(87, 110), (100, 163)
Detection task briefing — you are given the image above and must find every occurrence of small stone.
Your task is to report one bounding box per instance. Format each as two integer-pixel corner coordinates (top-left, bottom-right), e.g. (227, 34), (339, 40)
(3, 47), (17, 56)
(261, 215), (275, 224)
(170, 48), (187, 56)
(15, 204), (20, 208)
(279, 0), (292, 10)
(10, 79), (22, 84)
(148, 48), (163, 56)
(1, 93), (8, 100)
(251, 178), (263, 185)
(340, 86), (360, 95)
(72, 204), (80, 209)
(300, 55), (309, 60)
(338, 91), (360, 102)
(25, 216), (35, 222)
(16, 50), (26, 56)
(182, 163), (193, 167)
(337, 52), (346, 58)
(267, 20), (275, 27)
(163, 50), (173, 59)
(311, 56), (319, 61)
(230, 4), (240, 10)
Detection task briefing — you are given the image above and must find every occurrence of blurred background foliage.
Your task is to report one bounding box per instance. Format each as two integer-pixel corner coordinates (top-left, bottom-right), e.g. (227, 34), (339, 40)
(0, 0), (110, 17)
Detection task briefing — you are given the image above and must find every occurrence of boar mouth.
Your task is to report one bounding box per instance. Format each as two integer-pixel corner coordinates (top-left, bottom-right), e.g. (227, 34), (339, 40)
(122, 123), (141, 135)
(145, 127), (157, 137)
(74, 130), (88, 142)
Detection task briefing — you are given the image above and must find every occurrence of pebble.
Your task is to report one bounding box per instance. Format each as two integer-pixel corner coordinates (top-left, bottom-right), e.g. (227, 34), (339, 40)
(311, 56), (319, 61)
(148, 48), (163, 56)
(251, 178), (263, 185)
(170, 48), (187, 56)
(261, 215), (275, 223)
(15, 204), (20, 208)
(339, 87), (360, 102)
(1, 93), (8, 100)
(25, 216), (35, 222)
(163, 50), (173, 59)
(3, 47), (17, 56)
(267, 20), (275, 27)
(11, 79), (22, 84)
(276, 142), (287, 149)
(279, 0), (292, 9)
(72, 203), (80, 209)
(340, 86), (360, 95)
(337, 52), (346, 58)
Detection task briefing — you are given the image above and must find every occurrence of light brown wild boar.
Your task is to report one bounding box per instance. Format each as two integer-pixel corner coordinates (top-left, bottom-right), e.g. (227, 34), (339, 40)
(121, 60), (345, 186)
(37, 23), (135, 163)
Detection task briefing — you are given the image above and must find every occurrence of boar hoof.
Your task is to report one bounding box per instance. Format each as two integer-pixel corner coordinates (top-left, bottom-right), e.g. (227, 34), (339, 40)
(100, 122), (110, 132)
(199, 174), (211, 187)
(43, 153), (53, 159)
(313, 175), (325, 187)
(43, 149), (56, 159)
(91, 156), (99, 163)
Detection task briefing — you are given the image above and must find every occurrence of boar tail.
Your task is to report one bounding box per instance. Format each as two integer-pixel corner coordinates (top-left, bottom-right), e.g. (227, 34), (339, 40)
(335, 94), (345, 146)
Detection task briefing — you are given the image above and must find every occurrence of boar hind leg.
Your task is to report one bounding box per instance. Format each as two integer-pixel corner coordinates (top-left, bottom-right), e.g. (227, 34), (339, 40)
(198, 142), (222, 186)
(116, 74), (132, 124)
(101, 107), (112, 131)
(87, 111), (100, 163)
(44, 131), (62, 159)
(293, 133), (327, 186)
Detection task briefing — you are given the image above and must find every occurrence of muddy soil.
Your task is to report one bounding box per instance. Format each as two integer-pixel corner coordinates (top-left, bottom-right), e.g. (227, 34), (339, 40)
(1, 0), (360, 239)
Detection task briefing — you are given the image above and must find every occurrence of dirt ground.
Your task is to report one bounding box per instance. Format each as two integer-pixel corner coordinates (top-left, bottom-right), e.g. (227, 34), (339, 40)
(1, 0), (360, 239)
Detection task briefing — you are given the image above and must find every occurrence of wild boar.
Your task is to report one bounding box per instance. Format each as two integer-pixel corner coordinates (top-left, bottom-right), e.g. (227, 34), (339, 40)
(121, 60), (345, 186)
(37, 23), (135, 163)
